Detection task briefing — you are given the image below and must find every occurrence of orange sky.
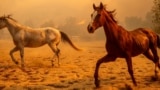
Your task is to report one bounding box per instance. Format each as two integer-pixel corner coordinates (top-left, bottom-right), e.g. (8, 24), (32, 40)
(0, 0), (154, 26)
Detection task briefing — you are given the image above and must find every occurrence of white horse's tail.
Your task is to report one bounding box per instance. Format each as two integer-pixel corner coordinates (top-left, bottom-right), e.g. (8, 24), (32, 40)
(60, 31), (82, 51)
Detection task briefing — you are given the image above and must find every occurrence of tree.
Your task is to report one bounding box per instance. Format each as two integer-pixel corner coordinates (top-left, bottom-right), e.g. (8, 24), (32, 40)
(152, 0), (160, 33)
(40, 20), (55, 28)
(124, 14), (153, 30)
(60, 17), (79, 35)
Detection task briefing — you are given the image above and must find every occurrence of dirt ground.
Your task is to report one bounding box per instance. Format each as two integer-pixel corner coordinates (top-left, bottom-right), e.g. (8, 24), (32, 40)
(0, 40), (160, 90)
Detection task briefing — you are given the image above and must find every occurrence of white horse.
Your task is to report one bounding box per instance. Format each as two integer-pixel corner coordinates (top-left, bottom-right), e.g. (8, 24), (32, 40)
(0, 15), (81, 68)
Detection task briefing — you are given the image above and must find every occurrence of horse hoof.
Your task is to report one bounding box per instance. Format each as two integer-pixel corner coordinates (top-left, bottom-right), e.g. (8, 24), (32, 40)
(95, 80), (100, 88)
(58, 64), (60, 67)
(51, 64), (54, 67)
(125, 83), (135, 90)
(151, 76), (158, 81)
(21, 68), (26, 72)
(15, 61), (19, 64)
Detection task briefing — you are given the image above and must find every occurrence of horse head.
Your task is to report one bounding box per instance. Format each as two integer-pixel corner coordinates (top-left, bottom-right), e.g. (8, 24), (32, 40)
(0, 15), (12, 29)
(87, 2), (117, 33)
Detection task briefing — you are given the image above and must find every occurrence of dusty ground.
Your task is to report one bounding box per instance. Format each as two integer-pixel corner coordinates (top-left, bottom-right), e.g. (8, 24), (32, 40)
(0, 40), (160, 90)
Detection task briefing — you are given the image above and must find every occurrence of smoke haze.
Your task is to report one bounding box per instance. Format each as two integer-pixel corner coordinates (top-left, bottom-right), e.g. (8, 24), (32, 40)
(0, 0), (153, 25)
(0, 0), (154, 40)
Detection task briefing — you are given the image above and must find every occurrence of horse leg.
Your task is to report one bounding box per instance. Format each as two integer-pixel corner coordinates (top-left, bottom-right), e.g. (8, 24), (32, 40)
(48, 43), (60, 67)
(51, 48), (60, 66)
(143, 49), (160, 68)
(143, 49), (159, 80)
(56, 48), (60, 65)
(125, 56), (137, 86)
(10, 47), (19, 65)
(94, 54), (116, 87)
(143, 49), (154, 61)
(150, 47), (160, 80)
(19, 47), (24, 68)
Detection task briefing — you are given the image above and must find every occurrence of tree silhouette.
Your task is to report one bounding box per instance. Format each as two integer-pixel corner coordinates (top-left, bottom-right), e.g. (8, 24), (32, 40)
(152, 0), (160, 33)
(40, 20), (55, 28)
(124, 13), (153, 30)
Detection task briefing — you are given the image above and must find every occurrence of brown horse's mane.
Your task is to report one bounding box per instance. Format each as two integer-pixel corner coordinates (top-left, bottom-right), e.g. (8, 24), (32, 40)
(106, 9), (118, 23)
(102, 5), (118, 23)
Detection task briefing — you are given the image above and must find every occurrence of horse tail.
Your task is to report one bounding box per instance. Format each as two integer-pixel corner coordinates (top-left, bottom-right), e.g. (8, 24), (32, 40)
(60, 31), (82, 51)
(157, 34), (160, 48)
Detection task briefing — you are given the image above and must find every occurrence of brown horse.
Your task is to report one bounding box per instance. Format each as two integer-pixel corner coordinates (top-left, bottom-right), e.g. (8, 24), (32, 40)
(87, 2), (160, 87)
(0, 15), (81, 68)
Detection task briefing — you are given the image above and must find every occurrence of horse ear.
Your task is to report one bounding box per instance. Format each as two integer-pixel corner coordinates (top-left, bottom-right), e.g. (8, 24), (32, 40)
(100, 2), (103, 9)
(109, 9), (116, 14)
(93, 3), (96, 10)
(7, 14), (12, 18)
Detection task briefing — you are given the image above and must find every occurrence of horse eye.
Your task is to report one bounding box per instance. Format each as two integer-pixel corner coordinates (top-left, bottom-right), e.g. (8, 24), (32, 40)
(97, 14), (101, 17)
(95, 14), (101, 19)
(91, 14), (93, 17)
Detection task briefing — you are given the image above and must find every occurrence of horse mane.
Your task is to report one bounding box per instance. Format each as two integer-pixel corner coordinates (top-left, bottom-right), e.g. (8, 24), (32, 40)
(103, 5), (118, 23)
(6, 15), (17, 22)
(1, 15), (28, 29)
(0, 15), (17, 22)
(107, 10), (118, 23)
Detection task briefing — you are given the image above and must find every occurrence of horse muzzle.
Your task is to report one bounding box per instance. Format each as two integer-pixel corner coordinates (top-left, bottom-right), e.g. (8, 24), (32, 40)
(87, 25), (94, 33)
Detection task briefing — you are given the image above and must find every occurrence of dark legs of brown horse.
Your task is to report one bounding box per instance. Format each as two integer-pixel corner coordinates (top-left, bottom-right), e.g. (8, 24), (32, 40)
(94, 54), (116, 87)
(125, 56), (137, 86)
(143, 49), (160, 80)
(150, 48), (160, 79)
